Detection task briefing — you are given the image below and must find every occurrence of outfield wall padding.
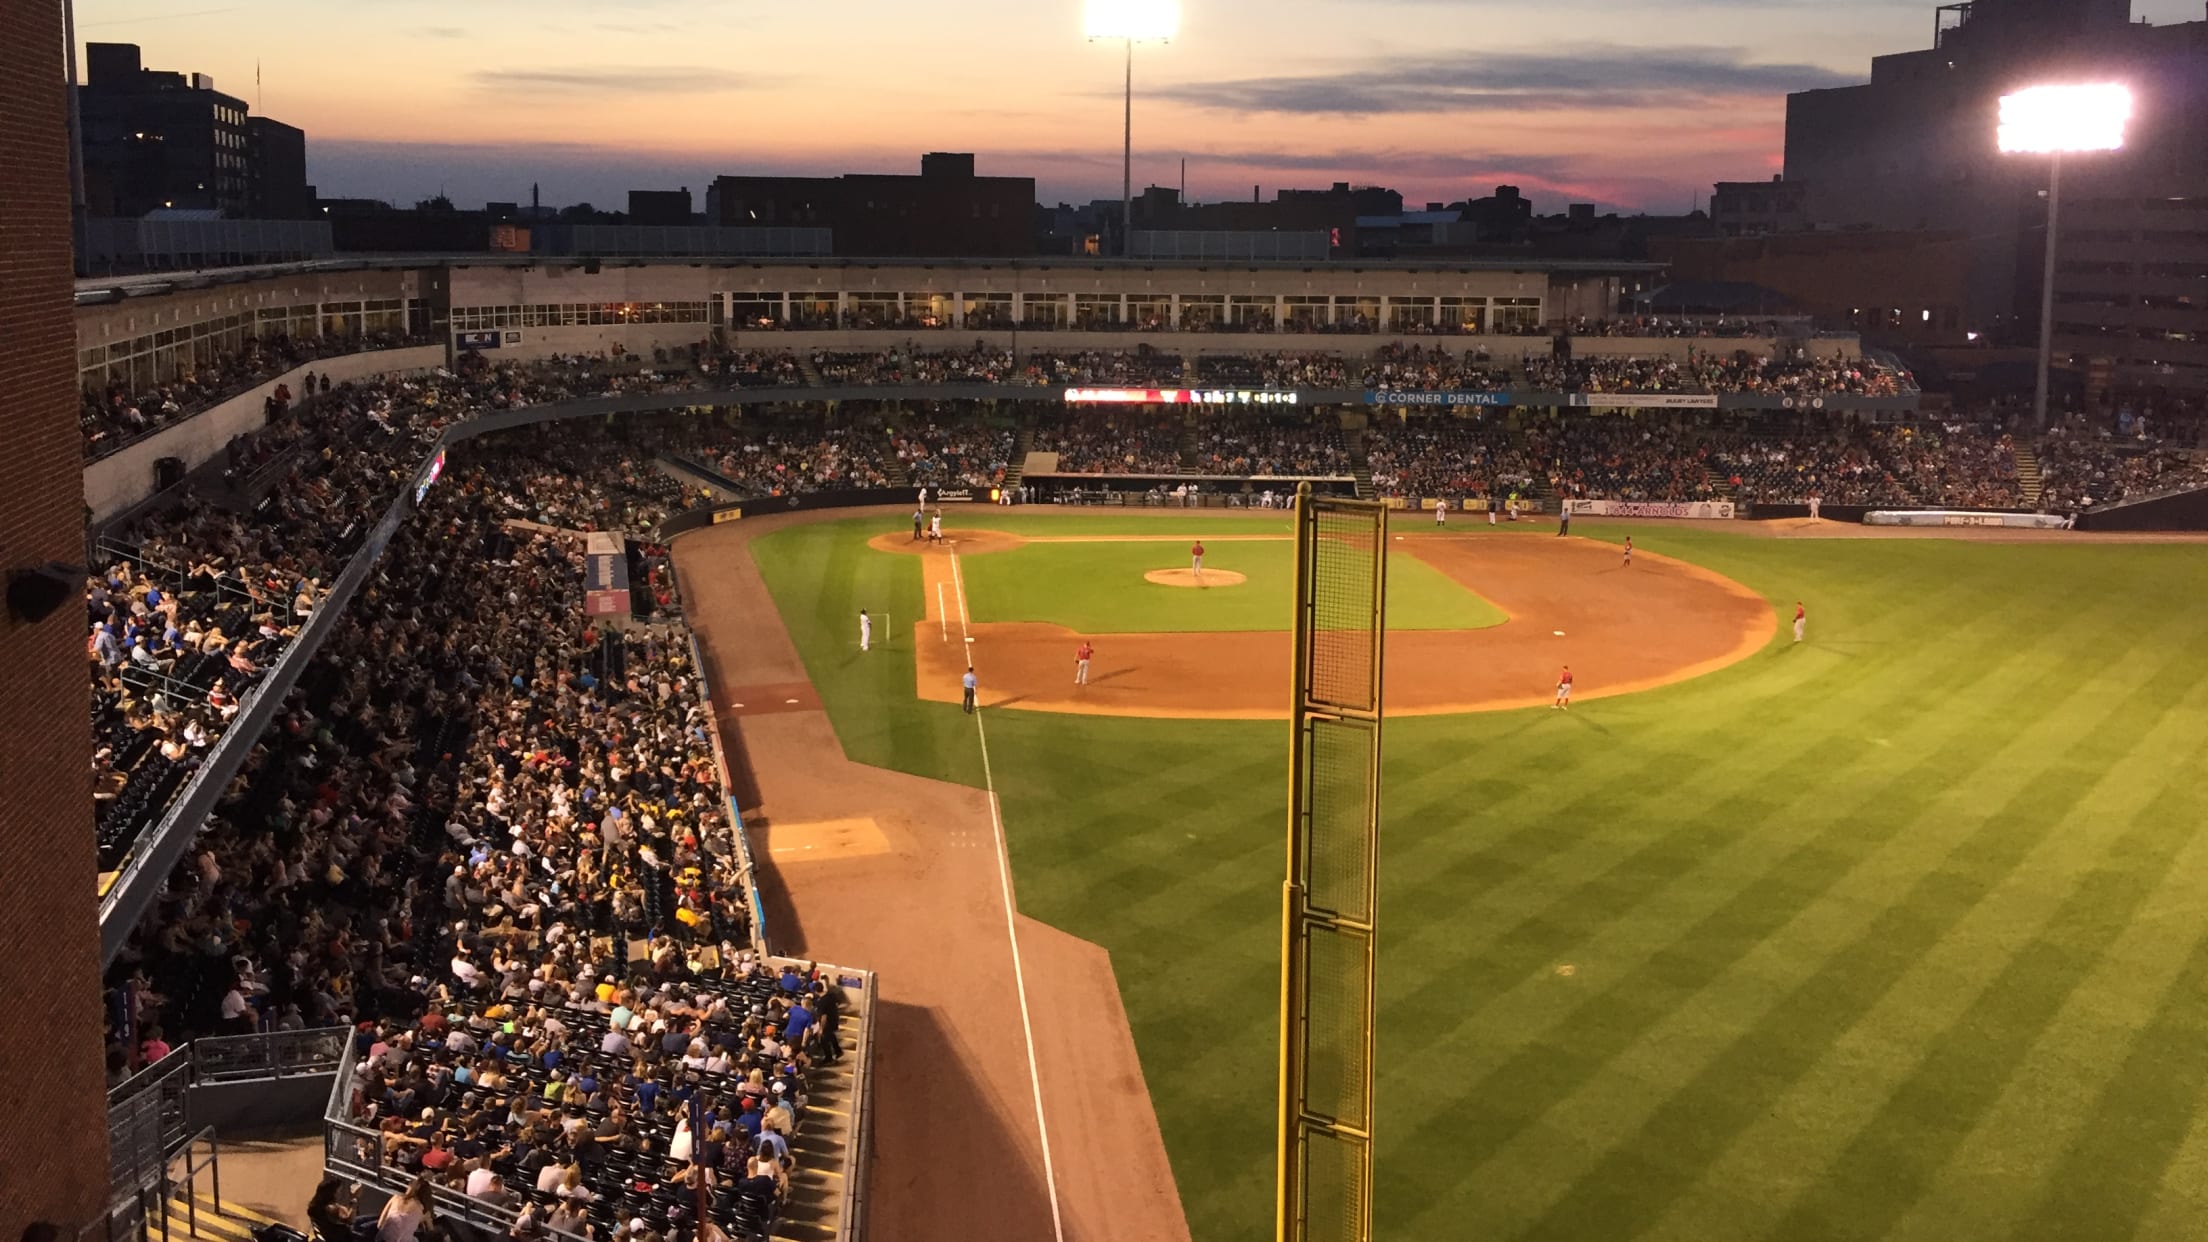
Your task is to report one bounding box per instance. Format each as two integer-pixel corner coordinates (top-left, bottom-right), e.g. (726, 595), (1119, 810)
(2074, 485), (2208, 532)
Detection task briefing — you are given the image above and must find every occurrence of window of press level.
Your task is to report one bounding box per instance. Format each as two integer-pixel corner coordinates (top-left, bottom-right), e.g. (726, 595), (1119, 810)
(1439, 297), (1485, 332)
(1341, 296), (1381, 325)
(1073, 294), (1122, 325)
(907, 293), (952, 327)
(1283, 295), (1329, 327)
(961, 294), (1012, 325)
(1389, 297), (1437, 329)
(1493, 298), (1542, 331)
(1178, 295), (1224, 327)
(847, 294), (900, 325)
(731, 295), (781, 325)
(1126, 295), (1171, 326)
(1228, 295), (1273, 326)
(1018, 295), (1067, 327)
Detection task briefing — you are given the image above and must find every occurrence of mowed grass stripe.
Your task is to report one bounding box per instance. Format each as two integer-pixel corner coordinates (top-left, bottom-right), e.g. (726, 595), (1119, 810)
(1378, 562), (2075, 1055)
(977, 710), (1285, 1189)
(1383, 562), (2159, 1236)
(1388, 671), (2078, 1235)
(1863, 685), (2208, 1242)
(2119, 918), (2208, 1241)
(1472, 610), (2206, 1242)
(750, 521), (985, 787)
(1620, 616), (2208, 1242)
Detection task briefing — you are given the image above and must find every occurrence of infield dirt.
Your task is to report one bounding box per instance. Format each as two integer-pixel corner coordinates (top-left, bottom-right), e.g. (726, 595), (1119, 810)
(882, 526), (1776, 719)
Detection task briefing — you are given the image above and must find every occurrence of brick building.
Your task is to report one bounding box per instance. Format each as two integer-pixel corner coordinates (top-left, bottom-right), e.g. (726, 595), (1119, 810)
(0, 0), (113, 1236)
(706, 153), (1035, 257)
(1650, 229), (1971, 344)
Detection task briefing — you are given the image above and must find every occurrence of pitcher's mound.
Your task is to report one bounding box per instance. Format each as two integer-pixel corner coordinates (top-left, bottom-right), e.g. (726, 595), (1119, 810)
(1145, 568), (1247, 588)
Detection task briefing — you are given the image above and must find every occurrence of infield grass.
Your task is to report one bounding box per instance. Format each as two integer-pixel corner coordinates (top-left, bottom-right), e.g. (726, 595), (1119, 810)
(753, 515), (2208, 1242)
(957, 538), (1507, 633)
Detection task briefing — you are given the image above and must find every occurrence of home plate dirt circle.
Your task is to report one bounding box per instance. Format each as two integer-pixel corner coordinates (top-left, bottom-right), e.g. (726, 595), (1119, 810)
(1144, 568), (1248, 588)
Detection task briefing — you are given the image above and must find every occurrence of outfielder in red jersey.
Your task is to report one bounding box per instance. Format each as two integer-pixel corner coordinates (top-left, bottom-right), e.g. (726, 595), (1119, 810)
(1553, 665), (1574, 709)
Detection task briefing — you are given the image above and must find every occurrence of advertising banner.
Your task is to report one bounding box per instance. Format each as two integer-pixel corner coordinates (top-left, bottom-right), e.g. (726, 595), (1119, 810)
(455, 330), (501, 351)
(1568, 393), (1721, 410)
(1864, 510), (2065, 529)
(1563, 498), (1736, 520)
(933, 489), (976, 502)
(1063, 387), (1300, 406)
(1364, 391), (1512, 407)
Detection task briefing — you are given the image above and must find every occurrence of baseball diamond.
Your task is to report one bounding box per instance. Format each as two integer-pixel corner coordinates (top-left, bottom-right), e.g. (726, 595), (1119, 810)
(675, 505), (2208, 1242)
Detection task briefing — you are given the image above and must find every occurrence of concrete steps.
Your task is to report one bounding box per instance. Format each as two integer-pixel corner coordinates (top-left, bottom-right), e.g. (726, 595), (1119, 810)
(2015, 445), (2044, 507)
(155, 1190), (279, 1242)
(1003, 425), (1035, 493)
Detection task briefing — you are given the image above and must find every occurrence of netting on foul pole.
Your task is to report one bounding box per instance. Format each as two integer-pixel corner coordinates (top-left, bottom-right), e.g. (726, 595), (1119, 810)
(1277, 488), (1385, 1242)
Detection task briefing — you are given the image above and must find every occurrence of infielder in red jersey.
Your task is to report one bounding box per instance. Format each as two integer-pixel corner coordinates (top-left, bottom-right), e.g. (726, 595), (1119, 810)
(1075, 640), (1094, 686)
(1553, 665), (1574, 709)
(1191, 540), (1205, 580)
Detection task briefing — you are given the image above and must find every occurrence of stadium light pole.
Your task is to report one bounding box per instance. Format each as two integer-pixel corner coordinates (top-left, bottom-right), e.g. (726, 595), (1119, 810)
(1085, 0), (1178, 258)
(1998, 83), (2131, 430)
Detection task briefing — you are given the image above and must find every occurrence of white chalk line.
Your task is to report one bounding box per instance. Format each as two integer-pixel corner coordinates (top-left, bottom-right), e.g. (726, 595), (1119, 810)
(949, 549), (1065, 1242)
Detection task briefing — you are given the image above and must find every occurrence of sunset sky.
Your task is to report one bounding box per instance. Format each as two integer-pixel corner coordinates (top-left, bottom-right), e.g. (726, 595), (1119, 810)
(73, 0), (2207, 215)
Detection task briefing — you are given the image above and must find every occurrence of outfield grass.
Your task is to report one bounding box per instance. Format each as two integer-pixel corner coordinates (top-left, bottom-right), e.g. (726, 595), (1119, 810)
(958, 538), (1507, 633)
(753, 516), (2208, 1242)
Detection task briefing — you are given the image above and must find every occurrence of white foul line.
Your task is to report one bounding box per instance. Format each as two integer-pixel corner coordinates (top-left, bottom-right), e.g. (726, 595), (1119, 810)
(949, 549), (1065, 1242)
(937, 582), (949, 642)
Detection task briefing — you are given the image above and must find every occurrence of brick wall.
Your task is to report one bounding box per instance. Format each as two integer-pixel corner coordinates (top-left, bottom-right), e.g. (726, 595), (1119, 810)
(0, 0), (114, 1235)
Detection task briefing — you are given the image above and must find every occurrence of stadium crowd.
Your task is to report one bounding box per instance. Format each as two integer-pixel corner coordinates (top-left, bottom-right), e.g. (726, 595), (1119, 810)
(88, 359), (715, 871)
(1362, 344), (1508, 393)
(1195, 352), (1356, 388)
(1031, 411), (1184, 474)
(889, 413), (1016, 491)
(101, 413), (849, 1237)
(1521, 352), (1917, 396)
(1557, 315), (1800, 338)
(1023, 349), (1186, 386)
(811, 345), (1034, 385)
(80, 331), (436, 459)
(696, 419), (895, 494)
(1191, 416), (1352, 477)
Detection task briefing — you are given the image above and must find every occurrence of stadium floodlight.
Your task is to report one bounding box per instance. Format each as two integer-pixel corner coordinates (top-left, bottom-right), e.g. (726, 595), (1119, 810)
(1999, 84), (2132, 429)
(1085, 0), (1179, 258)
(1997, 83), (2131, 155)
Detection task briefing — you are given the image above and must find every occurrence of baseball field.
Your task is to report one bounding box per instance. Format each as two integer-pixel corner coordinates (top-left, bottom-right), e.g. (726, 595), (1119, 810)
(684, 509), (2208, 1242)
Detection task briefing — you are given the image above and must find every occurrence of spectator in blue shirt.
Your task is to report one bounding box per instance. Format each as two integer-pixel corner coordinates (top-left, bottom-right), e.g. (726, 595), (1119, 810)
(783, 1002), (812, 1046)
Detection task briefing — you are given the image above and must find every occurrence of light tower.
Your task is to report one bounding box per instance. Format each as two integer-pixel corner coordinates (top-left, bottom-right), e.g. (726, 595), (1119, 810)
(1997, 83), (2131, 428)
(1084, 0), (1178, 258)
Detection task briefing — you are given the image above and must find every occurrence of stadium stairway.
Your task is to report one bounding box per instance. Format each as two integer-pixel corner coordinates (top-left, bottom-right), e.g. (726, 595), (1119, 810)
(2015, 444), (2044, 508)
(797, 355), (825, 387)
(769, 1017), (865, 1242)
(155, 1187), (281, 1242)
(1348, 425), (1376, 500)
(1176, 419), (1202, 474)
(1002, 426), (1034, 493)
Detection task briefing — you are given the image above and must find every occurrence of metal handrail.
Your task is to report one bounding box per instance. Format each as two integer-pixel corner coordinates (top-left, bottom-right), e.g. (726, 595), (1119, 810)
(192, 1025), (350, 1082)
(166, 1127), (225, 1242)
